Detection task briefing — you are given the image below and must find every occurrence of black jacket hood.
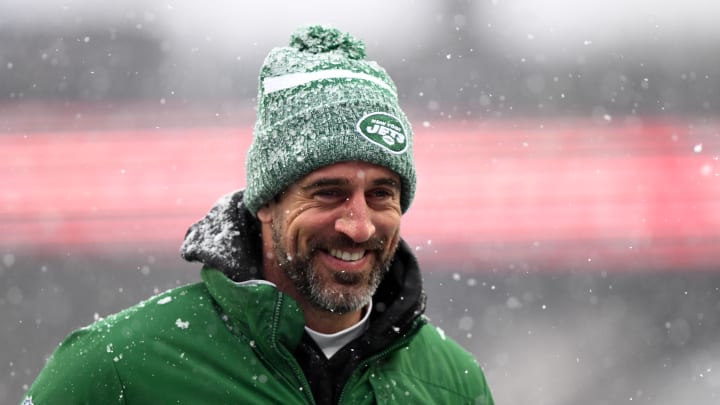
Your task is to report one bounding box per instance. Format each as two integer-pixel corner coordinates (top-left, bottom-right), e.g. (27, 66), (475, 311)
(181, 190), (264, 282)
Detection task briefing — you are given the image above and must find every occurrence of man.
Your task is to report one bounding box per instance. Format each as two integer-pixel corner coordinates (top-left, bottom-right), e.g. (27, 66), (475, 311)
(23, 25), (493, 404)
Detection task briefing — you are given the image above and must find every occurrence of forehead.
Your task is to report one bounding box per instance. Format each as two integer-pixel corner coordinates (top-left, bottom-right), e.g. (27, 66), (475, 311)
(298, 161), (400, 185)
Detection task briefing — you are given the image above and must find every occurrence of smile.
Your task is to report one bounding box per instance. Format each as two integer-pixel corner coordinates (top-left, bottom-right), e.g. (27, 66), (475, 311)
(329, 249), (365, 262)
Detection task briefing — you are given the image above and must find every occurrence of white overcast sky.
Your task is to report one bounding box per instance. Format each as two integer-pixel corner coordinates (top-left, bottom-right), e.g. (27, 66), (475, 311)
(1, 0), (718, 59)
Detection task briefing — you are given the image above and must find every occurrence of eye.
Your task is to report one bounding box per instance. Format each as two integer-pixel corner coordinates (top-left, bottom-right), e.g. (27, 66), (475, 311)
(367, 187), (397, 201)
(313, 188), (346, 203)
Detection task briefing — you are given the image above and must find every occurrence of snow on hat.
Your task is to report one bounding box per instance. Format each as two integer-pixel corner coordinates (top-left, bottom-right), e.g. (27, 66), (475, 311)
(243, 24), (416, 216)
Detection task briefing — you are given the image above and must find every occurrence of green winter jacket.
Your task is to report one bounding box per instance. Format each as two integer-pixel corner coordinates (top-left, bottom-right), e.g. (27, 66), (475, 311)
(23, 191), (493, 404)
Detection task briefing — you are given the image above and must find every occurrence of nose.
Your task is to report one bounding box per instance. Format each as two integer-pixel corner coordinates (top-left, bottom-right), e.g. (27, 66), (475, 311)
(335, 193), (376, 243)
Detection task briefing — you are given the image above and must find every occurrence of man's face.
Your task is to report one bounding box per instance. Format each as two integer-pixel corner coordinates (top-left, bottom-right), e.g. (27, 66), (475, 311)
(257, 161), (403, 314)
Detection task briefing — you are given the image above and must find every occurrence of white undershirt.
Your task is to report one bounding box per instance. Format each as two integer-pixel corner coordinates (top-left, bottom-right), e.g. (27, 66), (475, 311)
(305, 302), (372, 359)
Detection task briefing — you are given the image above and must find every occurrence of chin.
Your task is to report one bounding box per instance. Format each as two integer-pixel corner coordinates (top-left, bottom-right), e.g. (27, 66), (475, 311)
(310, 282), (374, 314)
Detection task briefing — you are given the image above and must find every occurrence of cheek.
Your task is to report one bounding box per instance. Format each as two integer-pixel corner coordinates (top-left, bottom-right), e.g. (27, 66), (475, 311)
(271, 216), (298, 258)
(376, 214), (402, 247)
(279, 225), (300, 256)
(387, 228), (401, 252)
(283, 214), (325, 254)
(377, 211), (402, 235)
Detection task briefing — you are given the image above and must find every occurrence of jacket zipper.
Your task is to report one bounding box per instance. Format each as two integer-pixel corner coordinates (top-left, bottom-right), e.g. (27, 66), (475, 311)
(270, 293), (316, 405)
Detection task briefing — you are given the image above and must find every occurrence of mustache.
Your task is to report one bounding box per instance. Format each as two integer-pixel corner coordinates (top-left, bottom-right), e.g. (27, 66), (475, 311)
(307, 234), (386, 253)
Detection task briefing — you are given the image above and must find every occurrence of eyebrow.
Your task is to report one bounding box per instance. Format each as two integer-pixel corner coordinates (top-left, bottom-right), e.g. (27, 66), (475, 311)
(300, 177), (400, 192)
(372, 177), (401, 190)
(301, 178), (349, 192)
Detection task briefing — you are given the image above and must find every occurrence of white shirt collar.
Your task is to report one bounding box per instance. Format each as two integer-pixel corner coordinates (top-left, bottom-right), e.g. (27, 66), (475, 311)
(305, 302), (373, 359)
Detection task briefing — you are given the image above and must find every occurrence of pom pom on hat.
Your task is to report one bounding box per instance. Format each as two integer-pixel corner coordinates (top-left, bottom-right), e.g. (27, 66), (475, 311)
(289, 25), (366, 59)
(244, 25), (416, 216)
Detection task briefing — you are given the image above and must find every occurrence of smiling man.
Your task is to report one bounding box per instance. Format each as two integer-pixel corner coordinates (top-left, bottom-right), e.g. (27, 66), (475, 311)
(23, 25), (493, 405)
(259, 162), (403, 334)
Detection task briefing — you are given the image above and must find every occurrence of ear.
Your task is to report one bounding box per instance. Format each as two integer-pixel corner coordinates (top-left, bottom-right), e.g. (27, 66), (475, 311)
(256, 203), (273, 224)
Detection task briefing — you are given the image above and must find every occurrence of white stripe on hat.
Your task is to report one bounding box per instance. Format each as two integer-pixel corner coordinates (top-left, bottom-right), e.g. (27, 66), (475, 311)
(263, 69), (395, 95)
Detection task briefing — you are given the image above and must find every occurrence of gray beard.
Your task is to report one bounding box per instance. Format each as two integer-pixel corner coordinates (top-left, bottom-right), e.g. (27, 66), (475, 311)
(271, 225), (394, 314)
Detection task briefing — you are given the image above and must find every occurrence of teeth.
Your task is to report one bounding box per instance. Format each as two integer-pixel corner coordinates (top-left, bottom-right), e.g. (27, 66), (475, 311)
(330, 249), (364, 261)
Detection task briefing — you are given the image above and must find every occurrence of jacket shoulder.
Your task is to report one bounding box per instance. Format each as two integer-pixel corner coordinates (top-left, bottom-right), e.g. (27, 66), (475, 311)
(23, 283), (213, 404)
(88, 282), (214, 339)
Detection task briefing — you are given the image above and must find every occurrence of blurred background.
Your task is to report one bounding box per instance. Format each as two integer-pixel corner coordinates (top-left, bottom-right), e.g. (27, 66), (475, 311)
(2, 1), (719, 404)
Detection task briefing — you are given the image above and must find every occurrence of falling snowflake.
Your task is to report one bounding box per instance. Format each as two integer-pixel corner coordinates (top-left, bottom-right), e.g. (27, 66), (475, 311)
(436, 326), (447, 340)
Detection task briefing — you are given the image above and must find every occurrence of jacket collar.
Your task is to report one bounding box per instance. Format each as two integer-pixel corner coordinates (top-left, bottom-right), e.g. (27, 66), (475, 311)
(200, 267), (306, 352)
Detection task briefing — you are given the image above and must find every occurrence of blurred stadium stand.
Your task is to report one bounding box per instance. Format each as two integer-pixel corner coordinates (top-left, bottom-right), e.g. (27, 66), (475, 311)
(2, 1), (719, 404)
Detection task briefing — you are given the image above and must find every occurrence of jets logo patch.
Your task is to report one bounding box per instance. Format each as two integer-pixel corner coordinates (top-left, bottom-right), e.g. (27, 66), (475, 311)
(356, 112), (408, 154)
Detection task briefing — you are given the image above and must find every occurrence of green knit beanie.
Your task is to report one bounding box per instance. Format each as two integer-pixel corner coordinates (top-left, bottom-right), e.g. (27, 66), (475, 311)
(244, 25), (416, 216)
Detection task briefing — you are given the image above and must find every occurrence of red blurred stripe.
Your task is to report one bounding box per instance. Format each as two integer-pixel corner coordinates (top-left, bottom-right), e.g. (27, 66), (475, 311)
(2, 119), (719, 271)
